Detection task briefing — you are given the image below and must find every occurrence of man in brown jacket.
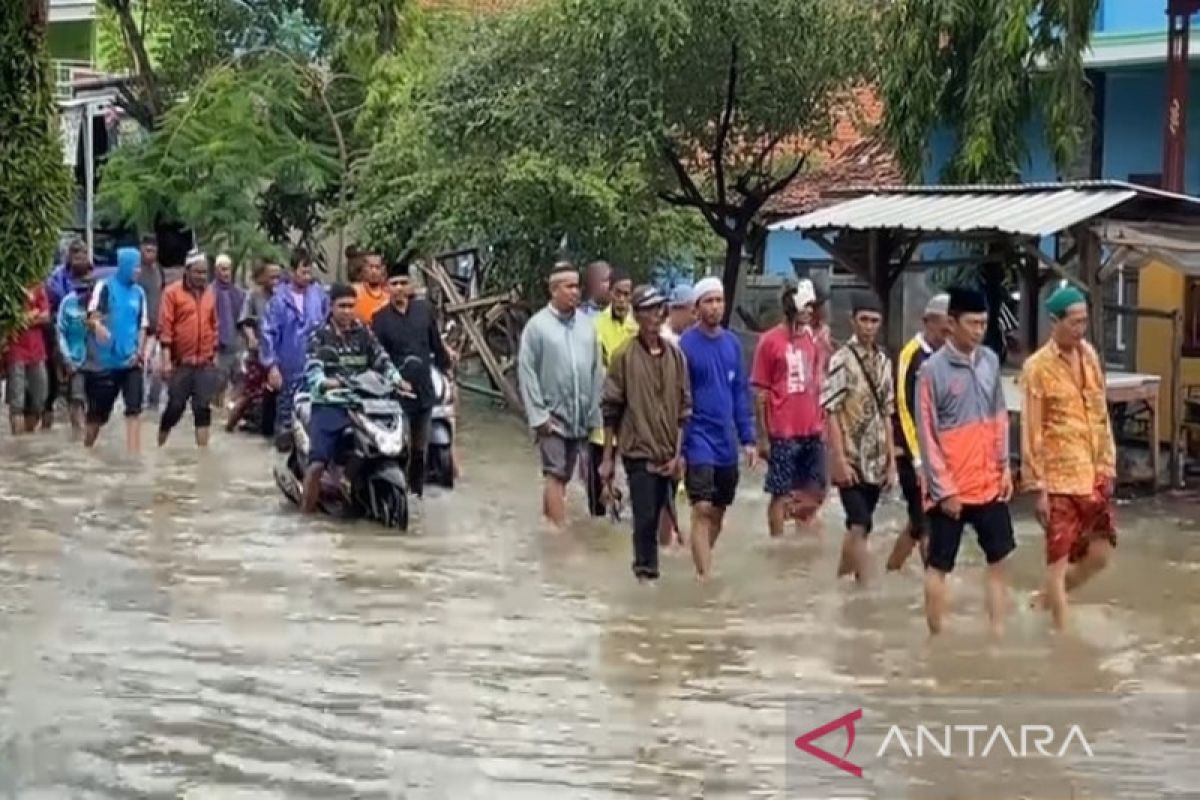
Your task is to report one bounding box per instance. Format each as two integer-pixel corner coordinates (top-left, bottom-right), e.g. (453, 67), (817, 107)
(599, 285), (692, 583)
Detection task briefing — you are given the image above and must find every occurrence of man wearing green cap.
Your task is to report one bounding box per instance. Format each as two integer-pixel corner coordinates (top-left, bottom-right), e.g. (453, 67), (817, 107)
(1020, 285), (1117, 631)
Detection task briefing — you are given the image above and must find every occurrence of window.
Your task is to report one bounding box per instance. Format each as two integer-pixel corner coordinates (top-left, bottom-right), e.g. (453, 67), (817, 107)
(1185, 277), (1200, 357)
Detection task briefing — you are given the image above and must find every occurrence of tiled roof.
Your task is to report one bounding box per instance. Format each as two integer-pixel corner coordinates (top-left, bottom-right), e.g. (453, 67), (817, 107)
(765, 136), (903, 219)
(763, 87), (902, 219)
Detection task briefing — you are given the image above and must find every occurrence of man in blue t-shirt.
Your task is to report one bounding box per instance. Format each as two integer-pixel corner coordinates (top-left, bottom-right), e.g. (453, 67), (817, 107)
(678, 277), (757, 579)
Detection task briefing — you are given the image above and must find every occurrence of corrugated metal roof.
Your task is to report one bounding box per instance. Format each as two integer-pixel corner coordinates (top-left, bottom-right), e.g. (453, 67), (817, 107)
(768, 188), (1140, 238)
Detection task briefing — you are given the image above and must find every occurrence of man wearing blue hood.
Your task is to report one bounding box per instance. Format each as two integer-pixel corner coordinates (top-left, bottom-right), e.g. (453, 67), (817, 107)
(260, 248), (329, 443)
(84, 246), (150, 452)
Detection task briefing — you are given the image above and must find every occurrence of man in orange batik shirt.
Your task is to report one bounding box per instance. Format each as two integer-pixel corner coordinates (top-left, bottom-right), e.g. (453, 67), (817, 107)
(1021, 286), (1118, 632)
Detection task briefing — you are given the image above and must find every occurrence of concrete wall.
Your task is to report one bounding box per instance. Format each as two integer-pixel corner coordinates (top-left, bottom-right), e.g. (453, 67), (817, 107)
(1136, 261), (1198, 443)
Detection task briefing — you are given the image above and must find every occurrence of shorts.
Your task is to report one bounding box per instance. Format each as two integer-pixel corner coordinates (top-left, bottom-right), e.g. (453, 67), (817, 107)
(5, 360), (48, 414)
(685, 464), (739, 508)
(85, 367), (145, 425)
(926, 500), (1016, 573)
(308, 404), (352, 466)
(764, 435), (826, 497)
(837, 483), (883, 533)
(1046, 486), (1117, 564)
(64, 370), (86, 404)
(538, 432), (584, 482)
(216, 349), (243, 389)
(896, 456), (927, 538)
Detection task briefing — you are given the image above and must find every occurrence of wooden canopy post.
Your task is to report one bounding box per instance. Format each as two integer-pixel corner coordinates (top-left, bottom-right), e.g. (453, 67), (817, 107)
(1076, 226), (1106, 355)
(1019, 251), (1040, 354)
(1171, 308), (1185, 488)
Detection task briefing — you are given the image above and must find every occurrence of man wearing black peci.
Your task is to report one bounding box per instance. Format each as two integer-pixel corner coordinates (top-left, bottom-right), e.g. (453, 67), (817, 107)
(371, 260), (455, 499)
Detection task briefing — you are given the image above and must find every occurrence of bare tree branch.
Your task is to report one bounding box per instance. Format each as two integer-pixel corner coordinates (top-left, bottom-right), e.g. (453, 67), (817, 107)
(662, 142), (728, 236)
(712, 41), (739, 207)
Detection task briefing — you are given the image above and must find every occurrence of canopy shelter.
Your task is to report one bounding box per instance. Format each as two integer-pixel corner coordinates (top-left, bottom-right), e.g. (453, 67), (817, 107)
(768, 180), (1200, 488)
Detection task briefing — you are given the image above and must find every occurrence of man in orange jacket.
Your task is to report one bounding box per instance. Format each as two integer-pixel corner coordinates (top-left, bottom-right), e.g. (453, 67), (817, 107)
(353, 250), (389, 324)
(158, 250), (220, 447)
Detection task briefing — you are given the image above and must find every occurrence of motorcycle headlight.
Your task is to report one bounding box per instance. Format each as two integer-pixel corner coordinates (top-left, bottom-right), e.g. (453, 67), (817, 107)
(378, 430), (404, 457)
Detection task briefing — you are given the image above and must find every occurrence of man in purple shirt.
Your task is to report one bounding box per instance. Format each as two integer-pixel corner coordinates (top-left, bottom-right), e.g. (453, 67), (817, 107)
(260, 248), (328, 443)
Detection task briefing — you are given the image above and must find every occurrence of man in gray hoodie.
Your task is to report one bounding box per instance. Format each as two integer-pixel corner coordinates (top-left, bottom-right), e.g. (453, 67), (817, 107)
(518, 261), (605, 527)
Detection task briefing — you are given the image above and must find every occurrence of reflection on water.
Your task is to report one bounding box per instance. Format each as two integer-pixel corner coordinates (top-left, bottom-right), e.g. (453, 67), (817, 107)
(1, 405), (1198, 798)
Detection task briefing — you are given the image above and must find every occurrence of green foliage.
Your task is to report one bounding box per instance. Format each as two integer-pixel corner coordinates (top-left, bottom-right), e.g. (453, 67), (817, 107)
(98, 57), (341, 263)
(881, 0), (1100, 183)
(353, 0), (867, 305)
(0, 3), (72, 338)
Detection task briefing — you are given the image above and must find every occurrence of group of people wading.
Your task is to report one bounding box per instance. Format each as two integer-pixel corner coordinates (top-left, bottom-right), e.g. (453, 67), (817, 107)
(2, 240), (455, 515)
(518, 261), (1117, 635)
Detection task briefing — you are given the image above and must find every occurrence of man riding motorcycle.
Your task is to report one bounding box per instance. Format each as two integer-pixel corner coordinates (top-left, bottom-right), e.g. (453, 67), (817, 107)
(301, 283), (407, 514)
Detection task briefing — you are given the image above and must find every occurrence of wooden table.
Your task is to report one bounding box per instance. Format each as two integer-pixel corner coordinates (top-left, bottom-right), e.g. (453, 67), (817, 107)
(1002, 371), (1163, 488)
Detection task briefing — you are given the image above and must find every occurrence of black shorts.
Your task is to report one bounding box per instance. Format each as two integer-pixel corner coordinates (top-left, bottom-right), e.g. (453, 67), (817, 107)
(685, 464), (739, 508)
(896, 456), (927, 538)
(85, 367), (145, 426)
(926, 500), (1017, 573)
(837, 483), (883, 533)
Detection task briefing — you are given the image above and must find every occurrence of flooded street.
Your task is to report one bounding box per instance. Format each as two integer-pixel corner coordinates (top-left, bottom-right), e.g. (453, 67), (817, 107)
(1, 403), (1198, 799)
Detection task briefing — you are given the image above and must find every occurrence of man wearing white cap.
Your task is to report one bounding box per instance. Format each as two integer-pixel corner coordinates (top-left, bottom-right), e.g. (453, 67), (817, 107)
(886, 293), (951, 572)
(212, 253), (246, 407)
(751, 279), (829, 537)
(678, 276), (757, 578)
(518, 261), (605, 527)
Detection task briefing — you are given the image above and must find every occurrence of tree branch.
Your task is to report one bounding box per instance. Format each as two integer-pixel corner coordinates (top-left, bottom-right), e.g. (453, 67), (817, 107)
(102, 0), (164, 125)
(662, 142), (727, 236)
(712, 41), (739, 207)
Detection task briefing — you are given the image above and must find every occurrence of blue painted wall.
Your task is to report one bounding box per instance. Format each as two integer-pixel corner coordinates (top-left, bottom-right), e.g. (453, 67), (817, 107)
(760, 0), (1189, 278)
(1097, 0), (1166, 35)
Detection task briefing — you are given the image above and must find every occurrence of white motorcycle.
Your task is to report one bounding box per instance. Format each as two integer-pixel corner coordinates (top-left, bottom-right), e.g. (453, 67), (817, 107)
(426, 367), (456, 489)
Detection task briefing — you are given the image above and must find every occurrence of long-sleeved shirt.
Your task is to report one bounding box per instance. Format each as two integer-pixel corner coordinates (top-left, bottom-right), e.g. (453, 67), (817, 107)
(679, 326), (755, 467)
(1019, 338), (1115, 495)
(589, 305), (637, 445)
(916, 342), (1008, 505)
(821, 337), (895, 484)
(372, 298), (451, 413)
(260, 280), (328, 376)
(57, 289), (91, 370)
(893, 333), (933, 463)
(158, 281), (219, 366)
(305, 319), (399, 407)
(518, 304), (604, 439)
(601, 336), (692, 462)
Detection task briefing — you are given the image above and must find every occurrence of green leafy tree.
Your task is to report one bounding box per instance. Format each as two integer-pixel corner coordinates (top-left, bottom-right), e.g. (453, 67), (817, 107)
(99, 56), (342, 265)
(420, 0), (871, 320)
(0, 0), (72, 336)
(98, 0), (326, 128)
(347, 13), (713, 299)
(881, 0), (1099, 182)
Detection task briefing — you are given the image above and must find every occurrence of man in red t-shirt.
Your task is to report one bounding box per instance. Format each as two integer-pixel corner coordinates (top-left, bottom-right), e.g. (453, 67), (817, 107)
(5, 283), (52, 434)
(751, 280), (829, 536)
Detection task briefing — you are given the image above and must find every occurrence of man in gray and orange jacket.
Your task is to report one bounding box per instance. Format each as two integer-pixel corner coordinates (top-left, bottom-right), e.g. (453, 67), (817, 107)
(915, 287), (1016, 636)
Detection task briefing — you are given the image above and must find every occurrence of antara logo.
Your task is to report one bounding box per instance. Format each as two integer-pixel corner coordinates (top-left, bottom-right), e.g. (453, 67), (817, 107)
(795, 709), (1096, 778)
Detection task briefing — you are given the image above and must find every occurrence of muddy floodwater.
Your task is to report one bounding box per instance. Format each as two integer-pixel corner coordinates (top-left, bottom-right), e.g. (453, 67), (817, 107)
(1, 403), (1198, 799)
